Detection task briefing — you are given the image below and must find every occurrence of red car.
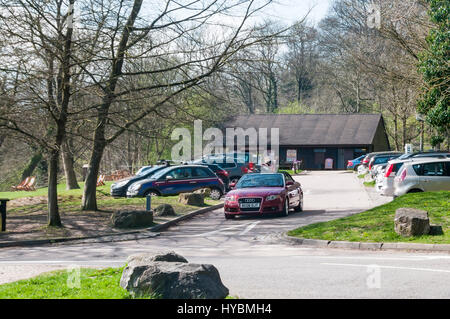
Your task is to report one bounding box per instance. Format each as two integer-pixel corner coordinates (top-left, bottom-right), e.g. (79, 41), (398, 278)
(224, 172), (303, 219)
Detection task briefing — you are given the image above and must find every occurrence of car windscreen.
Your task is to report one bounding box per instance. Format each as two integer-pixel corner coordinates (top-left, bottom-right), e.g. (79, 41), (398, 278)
(150, 167), (174, 180)
(137, 166), (161, 176)
(236, 174), (284, 188)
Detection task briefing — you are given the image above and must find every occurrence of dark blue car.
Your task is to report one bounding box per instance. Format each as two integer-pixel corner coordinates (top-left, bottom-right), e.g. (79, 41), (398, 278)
(110, 165), (169, 197)
(126, 165), (225, 200)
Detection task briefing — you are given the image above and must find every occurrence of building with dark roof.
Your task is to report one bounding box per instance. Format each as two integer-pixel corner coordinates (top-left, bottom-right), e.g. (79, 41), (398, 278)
(222, 113), (390, 170)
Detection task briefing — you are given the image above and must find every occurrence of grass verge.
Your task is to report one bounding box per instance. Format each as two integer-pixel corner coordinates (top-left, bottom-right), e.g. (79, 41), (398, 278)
(0, 267), (154, 299)
(287, 191), (450, 244)
(363, 180), (376, 187)
(278, 169), (303, 175)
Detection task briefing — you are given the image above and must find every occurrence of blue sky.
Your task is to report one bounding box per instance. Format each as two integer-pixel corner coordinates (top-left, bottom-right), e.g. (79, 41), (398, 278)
(260, 0), (332, 25)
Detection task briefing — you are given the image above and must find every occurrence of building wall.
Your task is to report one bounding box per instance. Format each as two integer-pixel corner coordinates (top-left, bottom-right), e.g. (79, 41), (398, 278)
(372, 120), (391, 151)
(280, 146), (370, 170)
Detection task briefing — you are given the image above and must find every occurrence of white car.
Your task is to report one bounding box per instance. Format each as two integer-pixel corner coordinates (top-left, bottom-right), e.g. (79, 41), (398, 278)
(393, 158), (450, 197)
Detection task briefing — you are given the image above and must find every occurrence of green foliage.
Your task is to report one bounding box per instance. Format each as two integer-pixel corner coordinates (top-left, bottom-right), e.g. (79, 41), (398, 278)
(276, 101), (314, 114)
(418, 0), (450, 133)
(288, 191), (450, 244)
(0, 267), (151, 299)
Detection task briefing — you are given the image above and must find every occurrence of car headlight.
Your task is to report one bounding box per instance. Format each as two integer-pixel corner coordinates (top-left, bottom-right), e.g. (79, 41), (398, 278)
(225, 195), (237, 202)
(266, 195), (281, 201)
(129, 183), (141, 191)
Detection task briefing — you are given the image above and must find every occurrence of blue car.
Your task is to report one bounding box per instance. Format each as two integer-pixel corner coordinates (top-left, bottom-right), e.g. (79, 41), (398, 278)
(126, 165), (225, 200)
(110, 165), (169, 197)
(347, 155), (366, 170)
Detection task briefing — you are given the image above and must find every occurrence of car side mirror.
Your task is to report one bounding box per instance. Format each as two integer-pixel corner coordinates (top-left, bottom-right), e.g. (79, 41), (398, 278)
(286, 181), (294, 187)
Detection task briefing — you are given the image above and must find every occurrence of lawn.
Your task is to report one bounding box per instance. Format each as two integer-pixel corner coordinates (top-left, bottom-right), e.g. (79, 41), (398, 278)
(0, 181), (113, 200)
(288, 191), (450, 244)
(0, 267), (154, 299)
(0, 182), (222, 241)
(278, 169), (303, 175)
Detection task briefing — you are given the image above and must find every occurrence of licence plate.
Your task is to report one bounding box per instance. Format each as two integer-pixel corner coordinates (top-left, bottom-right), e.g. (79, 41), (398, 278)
(240, 203), (260, 209)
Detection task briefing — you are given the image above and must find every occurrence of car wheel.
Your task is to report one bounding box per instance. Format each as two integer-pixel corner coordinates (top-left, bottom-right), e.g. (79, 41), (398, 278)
(225, 214), (235, 220)
(210, 188), (222, 200)
(281, 198), (289, 217)
(145, 190), (160, 197)
(294, 195), (303, 212)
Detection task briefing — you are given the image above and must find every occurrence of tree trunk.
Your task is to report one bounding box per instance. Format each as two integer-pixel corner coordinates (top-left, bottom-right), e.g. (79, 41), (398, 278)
(47, 150), (62, 227)
(21, 151), (43, 180)
(81, 126), (106, 211)
(61, 141), (80, 190)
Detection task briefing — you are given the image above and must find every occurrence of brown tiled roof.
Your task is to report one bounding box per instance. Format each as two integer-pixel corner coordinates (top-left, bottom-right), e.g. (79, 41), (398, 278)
(221, 113), (384, 146)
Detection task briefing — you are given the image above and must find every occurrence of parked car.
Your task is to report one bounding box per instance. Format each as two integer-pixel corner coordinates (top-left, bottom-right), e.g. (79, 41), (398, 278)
(368, 153), (402, 178)
(393, 158), (450, 197)
(193, 154), (260, 185)
(110, 164), (170, 197)
(380, 155), (450, 197)
(361, 151), (402, 168)
(224, 172), (303, 219)
(126, 165), (225, 200)
(197, 163), (230, 190)
(396, 151), (450, 161)
(347, 155), (366, 170)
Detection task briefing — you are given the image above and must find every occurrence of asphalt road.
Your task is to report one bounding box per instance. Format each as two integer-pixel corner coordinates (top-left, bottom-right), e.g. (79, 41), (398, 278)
(1, 171), (449, 298)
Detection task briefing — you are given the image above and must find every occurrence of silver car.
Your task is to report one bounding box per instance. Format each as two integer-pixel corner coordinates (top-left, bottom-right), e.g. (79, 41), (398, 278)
(393, 158), (450, 197)
(380, 157), (437, 196)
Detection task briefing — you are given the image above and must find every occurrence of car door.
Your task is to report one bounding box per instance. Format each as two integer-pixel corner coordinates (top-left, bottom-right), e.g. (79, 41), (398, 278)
(191, 167), (216, 191)
(419, 162), (450, 191)
(156, 167), (193, 195)
(283, 172), (300, 207)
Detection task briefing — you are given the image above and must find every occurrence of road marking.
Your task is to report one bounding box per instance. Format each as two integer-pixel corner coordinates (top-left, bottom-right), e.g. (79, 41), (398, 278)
(293, 255), (450, 261)
(322, 263), (450, 274)
(239, 221), (260, 235)
(190, 222), (255, 237)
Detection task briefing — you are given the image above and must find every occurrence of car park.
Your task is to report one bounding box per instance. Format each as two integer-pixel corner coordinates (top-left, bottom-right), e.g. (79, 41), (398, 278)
(375, 154), (450, 197)
(368, 153), (402, 178)
(224, 172), (303, 219)
(393, 158), (450, 197)
(196, 163), (230, 190)
(347, 155), (366, 170)
(110, 164), (170, 197)
(361, 151), (402, 168)
(126, 165), (225, 200)
(193, 153), (260, 185)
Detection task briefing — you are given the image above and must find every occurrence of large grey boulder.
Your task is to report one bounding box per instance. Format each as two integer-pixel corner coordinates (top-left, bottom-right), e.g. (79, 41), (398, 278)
(394, 208), (430, 237)
(110, 210), (153, 229)
(178, 193), (204, 206)
(120, 252), (229, 299)
(154, 204), (176, 217)
(126, 252), (188, 265)
(194, 188), (211, 198)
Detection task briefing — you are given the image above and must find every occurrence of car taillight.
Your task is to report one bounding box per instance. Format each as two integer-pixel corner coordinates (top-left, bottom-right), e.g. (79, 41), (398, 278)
(219, 170), (228, 176)
(362, 158), (369, 164)
(249, 162), (254, 170)
(242, 166), (249, 173)
(385, 164), (394, 177)
(369, 163), (372, 170)
(399, 169), (407, 182)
